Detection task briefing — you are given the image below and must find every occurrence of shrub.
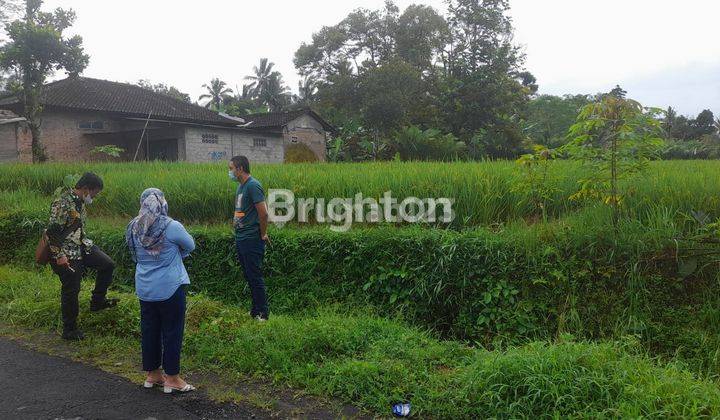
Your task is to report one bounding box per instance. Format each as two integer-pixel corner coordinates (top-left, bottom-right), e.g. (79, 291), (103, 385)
(284, 143), (319, 163)
(388, 126), (467, 161)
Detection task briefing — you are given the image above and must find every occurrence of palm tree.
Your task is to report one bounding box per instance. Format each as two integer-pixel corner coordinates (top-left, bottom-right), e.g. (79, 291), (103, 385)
(222, 84), (264, 117)
(259, 73), (291, 112)
(663, 106), (676, 137)
(239, 83), (255, 100)
(245, 58), (275, 97)
(198, 78), (233, 111)
(296, 76), (317, 107)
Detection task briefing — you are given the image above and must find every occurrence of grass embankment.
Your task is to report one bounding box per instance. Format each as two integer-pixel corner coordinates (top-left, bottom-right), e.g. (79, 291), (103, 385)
(1, 266), (719, 418)
(2, 160), (720, 226)
(2, 187), (720, 380)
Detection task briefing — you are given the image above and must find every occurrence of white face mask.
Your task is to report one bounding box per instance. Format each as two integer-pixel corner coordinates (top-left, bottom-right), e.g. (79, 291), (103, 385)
(84, 195), (93, 205)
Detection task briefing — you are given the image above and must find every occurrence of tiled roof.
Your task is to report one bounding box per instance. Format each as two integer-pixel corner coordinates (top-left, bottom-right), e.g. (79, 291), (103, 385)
(0, 109), (21, 120)
(0, 77), (239, 126)
(243, 109), (335, 132)
(0, 109), (24, 124)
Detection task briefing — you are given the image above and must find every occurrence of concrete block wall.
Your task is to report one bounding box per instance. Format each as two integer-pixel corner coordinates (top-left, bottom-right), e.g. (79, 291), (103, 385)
(231, 132), (284, 164)
(0, 123), (25, 162)
(184, 127), (282, 163)
(184, 127), (233, 163)
(284, 115), (327, 161)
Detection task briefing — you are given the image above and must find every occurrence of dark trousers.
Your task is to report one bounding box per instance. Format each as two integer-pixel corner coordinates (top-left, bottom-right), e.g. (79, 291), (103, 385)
(50, 245), (115, 332)
(236, 238), (268, 319)
(140, 285), (186, 376)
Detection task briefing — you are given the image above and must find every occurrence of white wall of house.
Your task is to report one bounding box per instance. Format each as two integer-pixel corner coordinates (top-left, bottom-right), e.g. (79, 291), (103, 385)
(184, 126), (233, 163)
(183, 126), (283, 163)
(232, 132), (284, 163)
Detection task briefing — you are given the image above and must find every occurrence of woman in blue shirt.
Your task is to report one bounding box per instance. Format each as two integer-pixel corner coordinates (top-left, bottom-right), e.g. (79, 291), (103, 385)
(126, 188), (196, 394)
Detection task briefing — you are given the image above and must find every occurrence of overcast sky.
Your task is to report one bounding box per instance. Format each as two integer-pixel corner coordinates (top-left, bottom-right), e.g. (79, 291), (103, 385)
(41, 0), (720, 116)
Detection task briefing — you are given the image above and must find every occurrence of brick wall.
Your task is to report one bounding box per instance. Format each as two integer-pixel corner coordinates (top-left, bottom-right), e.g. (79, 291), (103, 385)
(284, 114), (327, 161)
(16, 110), (124, 162)
(2, 109), (324, 164)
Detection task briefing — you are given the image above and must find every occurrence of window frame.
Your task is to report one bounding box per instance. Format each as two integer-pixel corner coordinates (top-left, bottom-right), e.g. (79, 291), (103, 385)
(78, 120), (105, 130)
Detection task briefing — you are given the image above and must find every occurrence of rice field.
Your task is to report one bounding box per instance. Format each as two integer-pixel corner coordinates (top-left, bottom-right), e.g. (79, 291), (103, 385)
(0, 160), (719, 226)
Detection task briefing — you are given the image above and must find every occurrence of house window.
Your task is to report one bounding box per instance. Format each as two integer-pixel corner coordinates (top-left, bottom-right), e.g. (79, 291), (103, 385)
(253, 138), (267, 148)
(201, 133), (219, 144)
(78, 120), (104, 130)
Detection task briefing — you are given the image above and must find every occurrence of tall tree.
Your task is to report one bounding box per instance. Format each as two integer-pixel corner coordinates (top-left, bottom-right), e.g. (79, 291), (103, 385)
(198, 78), (232, 111)
(0, 0), (89, 162)
(295, 76), (317, 107)
(440, 0), (528, 138)
(245, 58), (275, 97)
(524, 94), (592, 147)
(395, 4), (449, 73)
(222, 83), (264, 117)
(294, 0), (533, 155)
(693, 109), (715, 137)
(663, 106), (677, 137)
(258, 72), (290, 112)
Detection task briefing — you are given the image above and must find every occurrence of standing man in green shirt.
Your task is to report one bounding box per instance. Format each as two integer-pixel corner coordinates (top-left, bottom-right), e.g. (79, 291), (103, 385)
(228, 155), (270, 321)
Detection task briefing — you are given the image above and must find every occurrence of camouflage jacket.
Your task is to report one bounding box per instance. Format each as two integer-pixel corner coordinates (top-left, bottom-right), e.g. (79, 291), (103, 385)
(47, 188), (93, 260)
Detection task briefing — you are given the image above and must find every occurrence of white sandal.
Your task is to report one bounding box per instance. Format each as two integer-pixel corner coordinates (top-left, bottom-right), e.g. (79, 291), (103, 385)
(163, 383), (196, 394)
(143, 380), (164, 388)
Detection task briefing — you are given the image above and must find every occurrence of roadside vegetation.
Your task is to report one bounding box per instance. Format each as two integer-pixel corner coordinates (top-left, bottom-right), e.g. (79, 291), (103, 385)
(2, 266), (720, 418)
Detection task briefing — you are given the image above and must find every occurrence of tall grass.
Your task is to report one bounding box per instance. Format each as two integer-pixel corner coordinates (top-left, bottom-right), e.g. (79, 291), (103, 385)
(0, 160), (580, 225)
(1, 160), (718, 226)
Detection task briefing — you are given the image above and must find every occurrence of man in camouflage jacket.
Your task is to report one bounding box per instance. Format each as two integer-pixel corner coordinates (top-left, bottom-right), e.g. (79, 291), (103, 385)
(48, 172), (118, 340)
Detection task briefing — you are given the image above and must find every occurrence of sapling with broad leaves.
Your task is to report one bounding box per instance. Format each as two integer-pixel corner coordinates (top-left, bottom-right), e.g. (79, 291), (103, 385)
(513, 144), (557, 222)
(563, 92), (664, 229)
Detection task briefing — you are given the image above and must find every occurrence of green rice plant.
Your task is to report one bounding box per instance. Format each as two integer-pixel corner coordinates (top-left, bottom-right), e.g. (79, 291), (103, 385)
(1, 160), (718, 228)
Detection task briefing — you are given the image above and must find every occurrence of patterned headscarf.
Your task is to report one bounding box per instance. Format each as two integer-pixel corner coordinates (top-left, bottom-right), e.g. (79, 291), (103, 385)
(126, 188), (172, 259)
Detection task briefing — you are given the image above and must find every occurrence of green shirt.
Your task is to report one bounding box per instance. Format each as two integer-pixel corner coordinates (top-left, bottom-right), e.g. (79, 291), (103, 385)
(233, 176), (265, 241)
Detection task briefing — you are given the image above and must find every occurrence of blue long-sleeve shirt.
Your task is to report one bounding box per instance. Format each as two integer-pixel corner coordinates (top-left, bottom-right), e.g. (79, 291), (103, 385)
(130, 220), (195, 302)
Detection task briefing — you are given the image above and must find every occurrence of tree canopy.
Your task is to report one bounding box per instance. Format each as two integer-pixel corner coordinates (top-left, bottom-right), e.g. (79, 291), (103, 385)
(294, 0), (533, 150)
(0, 0), (89, 162)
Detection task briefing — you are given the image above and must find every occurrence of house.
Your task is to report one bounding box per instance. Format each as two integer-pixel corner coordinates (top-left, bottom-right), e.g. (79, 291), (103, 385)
(0, 109), (28, 163)
(0, 77), (333, 163)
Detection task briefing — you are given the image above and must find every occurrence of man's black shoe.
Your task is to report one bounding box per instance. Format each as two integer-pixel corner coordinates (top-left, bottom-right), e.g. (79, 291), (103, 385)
(90, 297), (119, 312)
(62, 330), (85, 341)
